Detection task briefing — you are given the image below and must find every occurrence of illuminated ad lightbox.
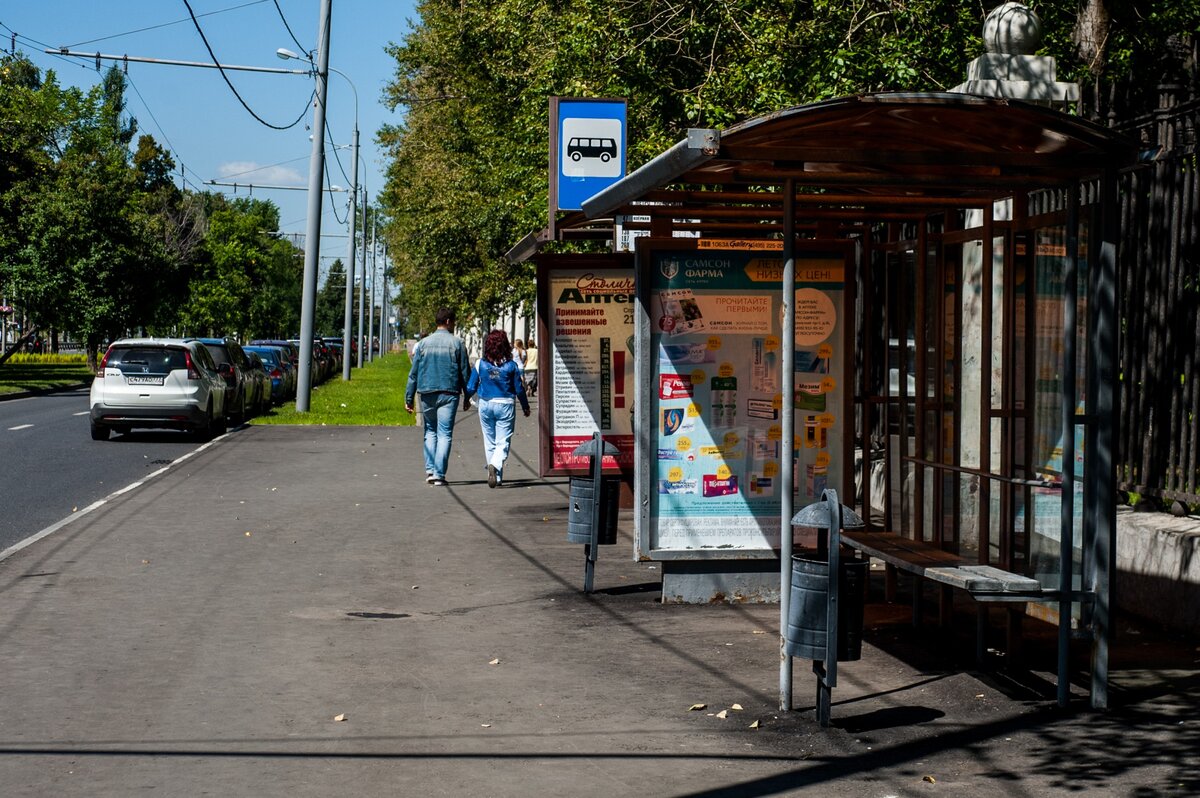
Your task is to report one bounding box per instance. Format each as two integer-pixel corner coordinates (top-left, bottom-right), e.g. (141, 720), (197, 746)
(537, 254), (636, 475)
(634, 238), (853, 557)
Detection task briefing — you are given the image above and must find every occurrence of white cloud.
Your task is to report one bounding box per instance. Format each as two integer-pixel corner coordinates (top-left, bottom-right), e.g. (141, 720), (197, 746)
(216, 161), (305, 186)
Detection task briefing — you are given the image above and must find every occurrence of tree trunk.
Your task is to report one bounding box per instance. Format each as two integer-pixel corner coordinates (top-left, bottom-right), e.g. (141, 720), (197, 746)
(1074, 0), (1111, 77)
(87, 333), (102, 373)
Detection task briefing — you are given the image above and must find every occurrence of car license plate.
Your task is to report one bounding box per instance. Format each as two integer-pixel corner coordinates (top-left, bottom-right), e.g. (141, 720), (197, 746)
(126, 376), (164, 386)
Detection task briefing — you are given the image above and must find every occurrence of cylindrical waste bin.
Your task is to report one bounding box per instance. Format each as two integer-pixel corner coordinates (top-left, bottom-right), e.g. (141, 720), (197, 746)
(784, 553), (869, 661)
(566, 476), (620, 545)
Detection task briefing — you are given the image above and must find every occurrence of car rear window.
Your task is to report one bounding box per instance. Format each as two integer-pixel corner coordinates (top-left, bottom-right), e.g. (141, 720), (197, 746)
(108, 347), (187, 374)
(201, 344), (232, 367)
(247, 348), (279, 366)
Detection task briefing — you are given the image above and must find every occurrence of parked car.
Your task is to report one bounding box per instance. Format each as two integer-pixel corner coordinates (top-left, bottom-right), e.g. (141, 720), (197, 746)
(249, 339), (301, 370)
(244, 351), (271, 415)
(89, 338), (227, 440)
(186, 337), (254, 424)
(245, 345), (293, 404)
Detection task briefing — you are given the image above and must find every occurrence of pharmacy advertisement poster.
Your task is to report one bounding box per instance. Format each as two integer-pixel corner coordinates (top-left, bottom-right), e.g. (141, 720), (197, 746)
(538, 255), (636, 474)
(638, 239), (850, 553)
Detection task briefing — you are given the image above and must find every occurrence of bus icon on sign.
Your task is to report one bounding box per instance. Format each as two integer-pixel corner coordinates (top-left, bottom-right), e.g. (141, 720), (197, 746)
(567, 137), (617, 163)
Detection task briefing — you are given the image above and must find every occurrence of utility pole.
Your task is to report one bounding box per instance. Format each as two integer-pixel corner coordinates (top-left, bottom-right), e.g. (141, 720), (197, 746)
(367, 215), (377, 363)
(379, 241), (388, 355)
(341, 127), (359, 380)
(357, 191), (367, 367)
(295, 0), (332, 412)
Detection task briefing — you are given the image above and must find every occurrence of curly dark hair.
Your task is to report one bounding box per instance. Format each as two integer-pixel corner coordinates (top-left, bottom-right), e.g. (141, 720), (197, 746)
(482, 329), (512, 364)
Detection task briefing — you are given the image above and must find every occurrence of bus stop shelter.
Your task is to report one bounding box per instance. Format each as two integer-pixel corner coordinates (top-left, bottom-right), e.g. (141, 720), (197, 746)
(513, 92), (1137, 709)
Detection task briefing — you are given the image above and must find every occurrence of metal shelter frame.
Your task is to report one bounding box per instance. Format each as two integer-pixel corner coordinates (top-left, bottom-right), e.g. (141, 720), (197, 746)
(511, 92), (1137, 709)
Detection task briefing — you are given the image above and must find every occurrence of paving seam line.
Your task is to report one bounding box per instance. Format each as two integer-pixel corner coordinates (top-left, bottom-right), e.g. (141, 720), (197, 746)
(0, 433), (224, 564)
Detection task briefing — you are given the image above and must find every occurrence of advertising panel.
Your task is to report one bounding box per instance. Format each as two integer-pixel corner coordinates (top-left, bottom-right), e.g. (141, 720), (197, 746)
(536, 254), (636, 475)
(636, 239), (852, 556)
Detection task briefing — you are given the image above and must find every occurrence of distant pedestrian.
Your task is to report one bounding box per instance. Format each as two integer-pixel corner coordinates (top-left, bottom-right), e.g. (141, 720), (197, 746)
(523, 338), (539, 397)
(466, 330), (530, 488)
(404, 308), (471, 486)
(513, 338), (527, 370)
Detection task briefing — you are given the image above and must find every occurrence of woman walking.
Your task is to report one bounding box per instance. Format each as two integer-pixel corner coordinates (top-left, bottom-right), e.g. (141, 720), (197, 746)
(466, 330), (531, 488)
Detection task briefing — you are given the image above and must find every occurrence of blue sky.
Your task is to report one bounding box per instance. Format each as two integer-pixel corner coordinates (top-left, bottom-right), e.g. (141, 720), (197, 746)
(2, 0), (418, 281)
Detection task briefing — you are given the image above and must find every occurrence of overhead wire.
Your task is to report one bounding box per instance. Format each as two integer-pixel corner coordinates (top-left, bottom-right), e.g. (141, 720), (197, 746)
(180, 0), (313, 131)
(272, 0), (309, 56)
(62, 0), (269, 48)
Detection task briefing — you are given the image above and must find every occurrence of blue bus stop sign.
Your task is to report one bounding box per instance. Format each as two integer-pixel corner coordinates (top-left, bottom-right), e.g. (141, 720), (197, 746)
(551, 98), (627, 212)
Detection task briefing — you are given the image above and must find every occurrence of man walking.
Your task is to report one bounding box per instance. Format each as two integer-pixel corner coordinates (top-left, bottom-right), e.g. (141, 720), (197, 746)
(405, 307), (471, 486)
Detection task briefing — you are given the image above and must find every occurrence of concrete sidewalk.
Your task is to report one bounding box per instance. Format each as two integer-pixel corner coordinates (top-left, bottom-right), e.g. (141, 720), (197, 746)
(0, 412), (1195, 797)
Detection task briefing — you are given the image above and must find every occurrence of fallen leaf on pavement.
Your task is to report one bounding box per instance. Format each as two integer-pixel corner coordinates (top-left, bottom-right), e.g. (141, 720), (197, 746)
(481, 723), (491, 728)
(688, 704), (707, 712)
(716, 710), (728, 719)
(333, 713), (347, 722)
(488, 658), (500, 665)
(731, 704), (743, 711)
(923, 776), (936, 784)
(750, 720), (760, 729)
(244, 532), (252, 537)
(752, 630), (765, 635)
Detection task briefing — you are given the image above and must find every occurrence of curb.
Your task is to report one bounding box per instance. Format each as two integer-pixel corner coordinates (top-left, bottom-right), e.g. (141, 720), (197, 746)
(0, 381), (92, 402)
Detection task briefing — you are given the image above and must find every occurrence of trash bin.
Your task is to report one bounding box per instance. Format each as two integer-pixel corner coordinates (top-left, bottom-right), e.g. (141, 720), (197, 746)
(784, 553), (869, 661)
(566, 475), (620, 545)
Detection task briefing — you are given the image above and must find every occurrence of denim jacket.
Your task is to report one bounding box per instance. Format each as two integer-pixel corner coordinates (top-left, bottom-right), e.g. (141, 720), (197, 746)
(405, 329), (470, 405)
(466, 358), (530, 413)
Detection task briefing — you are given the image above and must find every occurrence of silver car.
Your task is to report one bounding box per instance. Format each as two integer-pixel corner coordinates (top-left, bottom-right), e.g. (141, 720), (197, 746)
(89, 338), (228, 441)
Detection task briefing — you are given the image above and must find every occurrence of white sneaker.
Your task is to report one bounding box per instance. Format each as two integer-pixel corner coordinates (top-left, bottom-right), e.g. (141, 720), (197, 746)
(426, 473), (436, 484)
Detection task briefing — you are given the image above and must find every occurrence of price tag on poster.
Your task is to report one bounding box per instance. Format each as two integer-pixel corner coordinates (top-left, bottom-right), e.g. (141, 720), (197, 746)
(636, 238), (852, 556)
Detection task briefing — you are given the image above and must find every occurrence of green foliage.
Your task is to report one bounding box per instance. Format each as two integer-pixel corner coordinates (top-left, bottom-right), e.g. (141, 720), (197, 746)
(378, 0), (1198, 328)
(255, 352), (415, 426)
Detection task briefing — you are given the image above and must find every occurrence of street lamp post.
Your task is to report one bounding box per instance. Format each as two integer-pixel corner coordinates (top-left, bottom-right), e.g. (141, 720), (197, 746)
(292, 0), (332, 413)
(277, 48), (360, 382)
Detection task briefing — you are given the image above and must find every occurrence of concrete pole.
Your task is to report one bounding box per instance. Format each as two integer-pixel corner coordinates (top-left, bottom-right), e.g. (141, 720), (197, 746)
(357, 189), (367, 367)
(367, 215), (377, 362)
(294, 0), (332, 412)
(341, 127), (359, 381)
(379, 243), (388, 355)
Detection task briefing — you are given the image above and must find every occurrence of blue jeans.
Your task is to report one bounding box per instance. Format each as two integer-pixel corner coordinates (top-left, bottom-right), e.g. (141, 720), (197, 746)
(420, 392), (460, 479)
(478, 398), (516, 479)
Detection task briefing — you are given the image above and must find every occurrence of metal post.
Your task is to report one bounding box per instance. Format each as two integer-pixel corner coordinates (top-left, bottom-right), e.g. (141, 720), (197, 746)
(818, 488), (842, 727)
(342, 127), (359, 381)
(1089, 168), (1119, 709)
(295, 0), (332, 413)
(357, 189), (367, 367)
(1059, 184), (1079, 707)
(779, 178), (796, 711)
(584, 431), (603, 593)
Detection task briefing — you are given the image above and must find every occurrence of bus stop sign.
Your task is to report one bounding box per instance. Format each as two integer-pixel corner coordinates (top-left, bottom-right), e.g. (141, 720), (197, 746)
(550, 97), (627, 213)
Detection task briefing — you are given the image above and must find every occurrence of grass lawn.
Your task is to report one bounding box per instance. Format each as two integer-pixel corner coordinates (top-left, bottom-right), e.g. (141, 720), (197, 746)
(254, 351), (417, 426)
(0, 354), (93, 396)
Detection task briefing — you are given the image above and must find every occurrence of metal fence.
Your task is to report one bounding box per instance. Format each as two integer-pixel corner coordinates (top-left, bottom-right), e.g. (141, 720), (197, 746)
(1088, 83), (1200, 508)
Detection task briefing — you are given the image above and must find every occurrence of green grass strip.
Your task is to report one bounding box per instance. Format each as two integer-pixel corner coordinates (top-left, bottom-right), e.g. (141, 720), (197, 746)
(254, 352), (417, 426)
(0, 355), (93, 396)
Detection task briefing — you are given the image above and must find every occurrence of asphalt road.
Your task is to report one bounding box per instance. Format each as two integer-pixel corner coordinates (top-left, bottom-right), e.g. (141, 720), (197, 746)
(0, 388), (206, 552)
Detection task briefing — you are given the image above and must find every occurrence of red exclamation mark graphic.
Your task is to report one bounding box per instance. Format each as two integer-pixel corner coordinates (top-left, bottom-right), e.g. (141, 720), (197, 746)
(613, 351), (626, 408)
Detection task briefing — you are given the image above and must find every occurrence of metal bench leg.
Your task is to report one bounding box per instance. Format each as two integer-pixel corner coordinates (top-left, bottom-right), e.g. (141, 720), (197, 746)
(976, 606), (988, 667)
(911, 575), (923, 627)
(938, 585), (953, 627)
(1006, 607), (1024, 665)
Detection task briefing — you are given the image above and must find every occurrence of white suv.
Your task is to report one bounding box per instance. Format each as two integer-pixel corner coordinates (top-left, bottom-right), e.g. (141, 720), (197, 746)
(89, 338), (228, 441)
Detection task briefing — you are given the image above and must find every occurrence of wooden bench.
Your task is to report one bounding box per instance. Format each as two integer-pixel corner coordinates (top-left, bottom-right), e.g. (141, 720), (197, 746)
(840, 529), (1050, 663)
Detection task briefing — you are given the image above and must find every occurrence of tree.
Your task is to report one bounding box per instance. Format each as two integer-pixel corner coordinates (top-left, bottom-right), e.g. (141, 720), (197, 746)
(182, 196), (302, 339)
(316, 258), (349, 336)
(378, 0), (1199, 329)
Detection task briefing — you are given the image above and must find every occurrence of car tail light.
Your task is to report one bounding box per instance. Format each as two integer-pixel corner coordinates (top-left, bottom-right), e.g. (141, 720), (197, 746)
(270, 368), (283, 378)
(97, 346), (114, 377)
(185, 351), (202, 381)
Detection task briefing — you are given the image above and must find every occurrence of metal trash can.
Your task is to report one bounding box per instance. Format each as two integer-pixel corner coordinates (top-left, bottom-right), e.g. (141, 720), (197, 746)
(784, 554), (869, 661)
(566, 476), (620, 545)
